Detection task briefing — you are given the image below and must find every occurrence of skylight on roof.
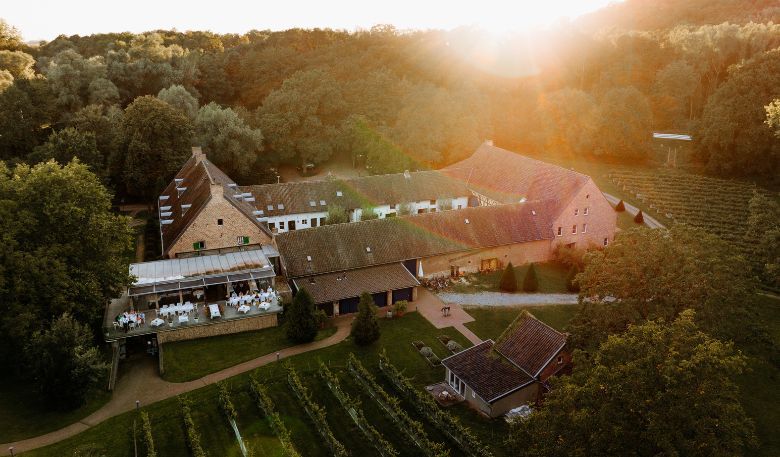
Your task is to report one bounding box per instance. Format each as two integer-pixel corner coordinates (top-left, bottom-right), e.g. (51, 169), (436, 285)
(531, 210), (536, 216)
(366, 247), (371, 253)
(267, 205), (273, 211)
(278, 203), (284, 210)
(159, 195), (169, 200)
(253, 210), (264, 215)
(336, 190), (343, 197)
(309, 200), (316, 207)
(306, 255), (312, 262)
(465, 218), (470, 224)
(320, 200), (326, 206)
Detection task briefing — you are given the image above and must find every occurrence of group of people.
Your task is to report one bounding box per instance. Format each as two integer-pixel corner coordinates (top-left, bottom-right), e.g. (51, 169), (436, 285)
(115, 311), (145, 332)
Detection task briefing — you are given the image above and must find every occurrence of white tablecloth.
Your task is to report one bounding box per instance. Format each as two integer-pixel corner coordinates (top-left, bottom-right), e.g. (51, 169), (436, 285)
(150, 318), (165, 327)
(238, 304), (250, 314)
(259, 302), (270, 311)
(178, 314), (189, 324)
(209, 304), (221, 318)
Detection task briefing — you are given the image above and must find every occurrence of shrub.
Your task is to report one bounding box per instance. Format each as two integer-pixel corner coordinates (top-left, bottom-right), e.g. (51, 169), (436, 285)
(522, 263), (539, 292)
(393, 300), (408, 315)
(179, 396), (207, 457)
(566, 266), (580, 292)
(351, 292), (380, 345)
(634, 209), (645, 224)
(446, 340), (463, 353)
(140, 411), (157, 457)
(420, 346), (433, 357)
(499, 262), (518, 292)
(249, 375), (301, 457)
(286, 287), (318, 343)
(217, 382), (237, 421)
(615, 199), (626, 212)
(325, 204), (349, 225)
(428, 354), (441, 365)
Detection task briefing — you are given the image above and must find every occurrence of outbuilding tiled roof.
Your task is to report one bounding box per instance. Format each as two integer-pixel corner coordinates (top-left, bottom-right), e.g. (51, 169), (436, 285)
(494, 311), (568, 377)
(444, 142), (589, 214)
(276, 201), (556, 278)
(293, 263), (419, 305)
(242, 170), (470, 217)
(442, 340), (534, 402)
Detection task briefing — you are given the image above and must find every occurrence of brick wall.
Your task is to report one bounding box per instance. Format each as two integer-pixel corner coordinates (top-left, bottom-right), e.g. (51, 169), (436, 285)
(537, 346), (572, 382)
(419, 239), (553, 277)
(156, 312), (278, 344)
(552, 178), (617, 250)
(168, 185), (272, 257)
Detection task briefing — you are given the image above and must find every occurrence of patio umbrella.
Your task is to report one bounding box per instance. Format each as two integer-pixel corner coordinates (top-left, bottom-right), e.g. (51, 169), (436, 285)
(418, 261), (424, 278)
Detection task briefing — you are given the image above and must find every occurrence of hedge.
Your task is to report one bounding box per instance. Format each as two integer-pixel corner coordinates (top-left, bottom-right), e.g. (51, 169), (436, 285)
(140, 411), (157, 457)
(179, 395), (207, 457)
(248, 374), (302, 457)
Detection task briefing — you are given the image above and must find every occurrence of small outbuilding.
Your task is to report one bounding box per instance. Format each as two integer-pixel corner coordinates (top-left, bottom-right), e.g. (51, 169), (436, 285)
(441, 311), (571, 418)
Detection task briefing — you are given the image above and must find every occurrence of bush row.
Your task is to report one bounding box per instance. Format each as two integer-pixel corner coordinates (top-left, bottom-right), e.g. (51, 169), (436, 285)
(318, 362), (399, 457)
(248, 374), (302, 457)
(179, 395), (207, 457)
(217, 381), (238, 422)
(378, 350), (493, 457)
(347, 353), (450, 457)
(286, 365), (349, 457)
(140, 411), (157, 457)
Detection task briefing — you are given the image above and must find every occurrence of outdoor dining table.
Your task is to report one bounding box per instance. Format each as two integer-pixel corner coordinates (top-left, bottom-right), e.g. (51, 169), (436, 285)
(258, 301), (270, 311)
(150, 318), (165, 327)
(209, 304), (221, 319)
(178, 314), (189, 324)
(238, 304), (250, 314)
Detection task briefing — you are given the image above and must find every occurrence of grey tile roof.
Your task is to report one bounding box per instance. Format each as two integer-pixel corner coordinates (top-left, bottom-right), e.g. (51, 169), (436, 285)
(293, 263), (419, 305)
(242, 170), (470, 217)
(276, 201), (556, 278)
(442, 340), (534, 402)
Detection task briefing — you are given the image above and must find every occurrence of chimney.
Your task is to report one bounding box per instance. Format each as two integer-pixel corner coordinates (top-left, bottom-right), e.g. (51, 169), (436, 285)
(403, 170), (411, 179)
(192, 146), (205, 163)
(484, 139), (494, 146)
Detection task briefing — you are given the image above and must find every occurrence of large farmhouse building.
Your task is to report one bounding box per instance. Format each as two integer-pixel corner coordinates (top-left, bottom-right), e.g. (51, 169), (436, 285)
(442, 311), (571, 417)
(153, 141), (616, 317)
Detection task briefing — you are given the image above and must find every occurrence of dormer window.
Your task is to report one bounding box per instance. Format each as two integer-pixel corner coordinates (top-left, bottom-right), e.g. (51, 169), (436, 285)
(309, 201), (316, 207)
(531, 210), (536, 216)
(277, 204), (284, 210)
(320, 200), (326, 206)
(336, 190), (343, 197)
(267, 205), (274, 211)
(574, 208), (579, 216)
(306, 255), (312, 262)
(584, 207), (589, 215)
(366, 247), (371, 253)
(217, 218), (223, 226)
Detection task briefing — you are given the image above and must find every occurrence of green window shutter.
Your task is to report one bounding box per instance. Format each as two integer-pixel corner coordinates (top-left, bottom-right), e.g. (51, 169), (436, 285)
(243, 236), (250, 245)
(193, 242), (199, 250)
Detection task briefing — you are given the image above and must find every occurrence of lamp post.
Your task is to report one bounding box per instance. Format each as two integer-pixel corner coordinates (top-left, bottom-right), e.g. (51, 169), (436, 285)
(136, 400), (140, 412)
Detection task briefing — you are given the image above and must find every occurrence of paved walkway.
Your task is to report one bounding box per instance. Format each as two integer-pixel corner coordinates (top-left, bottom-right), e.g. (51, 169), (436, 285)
(437, 292), (579, 307)
(1, 316), (353, 456)
(603, 192), (666, 229)
(415, 288), (482, 345)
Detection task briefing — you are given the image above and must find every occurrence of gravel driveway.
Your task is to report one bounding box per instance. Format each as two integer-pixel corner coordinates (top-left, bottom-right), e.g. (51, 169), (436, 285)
(437, 292), (579, 306)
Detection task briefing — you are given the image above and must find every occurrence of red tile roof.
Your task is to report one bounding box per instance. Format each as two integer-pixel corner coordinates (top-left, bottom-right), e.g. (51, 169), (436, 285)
(494, 311), (567, 377)
(444, 142), (589, 216)
(293, 263), (419, 305)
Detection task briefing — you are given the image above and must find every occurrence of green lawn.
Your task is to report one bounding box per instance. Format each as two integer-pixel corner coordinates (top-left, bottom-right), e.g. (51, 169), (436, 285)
(162, 325), (338, 382)
(0, 380), (112, 444)
(449, 261), (570, 294)
(464, 304), (580, 340)
(24, 312), (481, 457)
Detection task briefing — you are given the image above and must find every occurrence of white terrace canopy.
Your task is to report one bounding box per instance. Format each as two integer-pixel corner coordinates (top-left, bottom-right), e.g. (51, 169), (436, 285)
(128, 249), (275, 296)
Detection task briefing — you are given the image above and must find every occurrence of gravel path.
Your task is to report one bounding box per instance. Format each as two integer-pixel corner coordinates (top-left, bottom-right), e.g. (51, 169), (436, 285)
(437, 292), (579, 306)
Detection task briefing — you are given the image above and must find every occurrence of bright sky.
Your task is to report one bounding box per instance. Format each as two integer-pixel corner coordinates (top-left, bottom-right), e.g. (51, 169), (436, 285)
(7, 0), (619, 41)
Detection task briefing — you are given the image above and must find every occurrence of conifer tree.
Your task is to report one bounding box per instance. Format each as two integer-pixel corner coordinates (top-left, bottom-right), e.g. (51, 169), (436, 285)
(522, 263), (539, 292)
(634, 209), (645, 224)
(286, 288), (318, 343)
(351, 292), (380, 345)
(499, 262), (518, 292)
(615, 199), (626, 212)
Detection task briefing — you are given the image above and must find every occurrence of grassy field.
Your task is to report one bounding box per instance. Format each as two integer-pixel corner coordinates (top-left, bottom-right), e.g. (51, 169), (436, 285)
(449, 261), (570, 294)
(464, 304), (580, 340)
(162, 325), (338, 382)
(0, 381), (111, 444)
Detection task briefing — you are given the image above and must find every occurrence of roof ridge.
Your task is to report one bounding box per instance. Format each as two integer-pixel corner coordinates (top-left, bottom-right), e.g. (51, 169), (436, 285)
(479, 143), (591, 180)
(247, 169), (449, 190)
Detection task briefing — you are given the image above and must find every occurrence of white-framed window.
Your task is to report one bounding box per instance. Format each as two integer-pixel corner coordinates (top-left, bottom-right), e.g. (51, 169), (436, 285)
(584, 207), (589, 215)
(571, 225), (577, 234)
(557, 226), (562, 236)
(193, 240), (205, 250)
(279, 221), (285, 230)
(603, 237), (609, 247)
(268, 222), (276, 231)
(582, 223), (587, 234)
(237, 236), (249, 245)
(574, 208), (579, 216)
(557, 355), (563, 365)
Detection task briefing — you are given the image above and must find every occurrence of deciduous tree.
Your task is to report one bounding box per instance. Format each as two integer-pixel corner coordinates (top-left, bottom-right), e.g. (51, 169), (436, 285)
(158, 84), (199, 119)
(194, 102), (264, 178)
(507, 311), (756, 457)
